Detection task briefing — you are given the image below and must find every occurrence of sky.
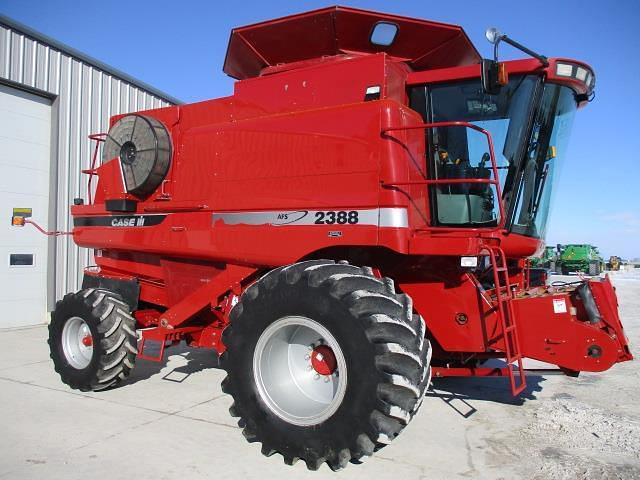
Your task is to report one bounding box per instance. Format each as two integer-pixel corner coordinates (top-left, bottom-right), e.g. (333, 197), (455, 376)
(1, 0), (639, 259)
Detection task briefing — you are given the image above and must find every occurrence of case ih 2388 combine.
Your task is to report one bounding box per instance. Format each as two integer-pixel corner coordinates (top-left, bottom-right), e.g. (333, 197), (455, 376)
(20, 6), (632, 471)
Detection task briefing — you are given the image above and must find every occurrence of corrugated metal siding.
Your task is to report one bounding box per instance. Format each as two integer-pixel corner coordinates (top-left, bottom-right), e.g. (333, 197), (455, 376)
(0, 22), (176, 305)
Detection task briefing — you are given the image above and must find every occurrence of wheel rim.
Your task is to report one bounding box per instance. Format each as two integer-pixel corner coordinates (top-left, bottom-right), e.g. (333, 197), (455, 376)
(61, 316), (94, 369)
(253, 316), (347, 426)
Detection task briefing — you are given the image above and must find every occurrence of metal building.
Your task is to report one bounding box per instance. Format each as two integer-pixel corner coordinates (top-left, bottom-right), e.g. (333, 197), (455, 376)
(0, 15), (180, 328)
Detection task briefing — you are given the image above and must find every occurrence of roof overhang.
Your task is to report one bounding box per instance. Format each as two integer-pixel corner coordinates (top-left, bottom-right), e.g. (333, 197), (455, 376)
(223, 6), (481, 80)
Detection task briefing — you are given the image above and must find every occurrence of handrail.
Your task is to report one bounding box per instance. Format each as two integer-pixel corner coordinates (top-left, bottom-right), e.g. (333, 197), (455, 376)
(385, 178), (496, 186)
(381, 121), (506, 230)
(85, 133), (108, 204)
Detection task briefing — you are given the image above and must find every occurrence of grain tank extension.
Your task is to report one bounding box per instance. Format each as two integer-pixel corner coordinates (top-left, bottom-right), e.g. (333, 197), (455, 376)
(27, 7), (631, 471)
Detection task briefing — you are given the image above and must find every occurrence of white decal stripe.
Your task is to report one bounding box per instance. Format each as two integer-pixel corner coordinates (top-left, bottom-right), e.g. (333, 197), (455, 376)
(212, 208), (408, 228)
(379, 208), (409, 228)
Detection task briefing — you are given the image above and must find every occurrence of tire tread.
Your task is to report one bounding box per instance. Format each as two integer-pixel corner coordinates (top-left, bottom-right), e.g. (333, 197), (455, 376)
(221, 260), (431, 470)
(49, 288), (137, 391)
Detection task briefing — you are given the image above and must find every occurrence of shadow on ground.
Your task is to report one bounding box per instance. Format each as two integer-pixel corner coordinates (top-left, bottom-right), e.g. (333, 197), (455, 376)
(121, 340), (546, 417)
(428, 374), (545, 418)
(123, 341), (221, 387)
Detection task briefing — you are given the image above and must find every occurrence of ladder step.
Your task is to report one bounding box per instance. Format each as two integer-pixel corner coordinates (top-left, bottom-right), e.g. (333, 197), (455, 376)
(504, 325), (516, 333)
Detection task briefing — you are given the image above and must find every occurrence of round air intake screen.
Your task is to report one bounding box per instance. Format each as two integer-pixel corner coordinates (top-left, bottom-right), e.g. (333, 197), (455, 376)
(103, 114), (172, 197)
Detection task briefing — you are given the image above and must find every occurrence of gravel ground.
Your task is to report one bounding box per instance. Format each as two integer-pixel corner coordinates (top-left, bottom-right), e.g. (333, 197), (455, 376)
(518, 269), (639, 480)
(450, 269), (640, 480)
(0, 269), (638, 479)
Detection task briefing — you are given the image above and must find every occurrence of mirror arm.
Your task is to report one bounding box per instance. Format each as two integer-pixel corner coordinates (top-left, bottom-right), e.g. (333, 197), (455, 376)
(497, 35), (548, 67)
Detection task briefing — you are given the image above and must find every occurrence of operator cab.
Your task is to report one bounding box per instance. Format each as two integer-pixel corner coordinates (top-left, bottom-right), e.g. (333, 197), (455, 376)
(408, 58), (594, 239)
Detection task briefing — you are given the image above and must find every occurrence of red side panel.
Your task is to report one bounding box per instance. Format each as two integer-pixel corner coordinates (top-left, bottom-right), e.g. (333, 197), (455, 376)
(588, 276), (633, 362)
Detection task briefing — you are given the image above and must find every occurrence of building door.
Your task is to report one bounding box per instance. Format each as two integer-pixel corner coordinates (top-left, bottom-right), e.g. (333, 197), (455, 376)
(0, 83), (52, 328)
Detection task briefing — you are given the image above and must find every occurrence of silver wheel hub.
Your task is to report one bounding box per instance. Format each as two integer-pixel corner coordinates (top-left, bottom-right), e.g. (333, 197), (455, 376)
(253, 316), (347, 426)
(61, 316), (94, 369)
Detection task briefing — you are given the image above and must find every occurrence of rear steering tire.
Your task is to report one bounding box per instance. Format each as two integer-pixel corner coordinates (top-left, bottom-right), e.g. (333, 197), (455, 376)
(49, 288), (137, 391)
(220, 260), (431, 471)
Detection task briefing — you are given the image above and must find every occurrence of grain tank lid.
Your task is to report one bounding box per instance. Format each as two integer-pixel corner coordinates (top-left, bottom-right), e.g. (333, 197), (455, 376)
(223, 6), (481, 80)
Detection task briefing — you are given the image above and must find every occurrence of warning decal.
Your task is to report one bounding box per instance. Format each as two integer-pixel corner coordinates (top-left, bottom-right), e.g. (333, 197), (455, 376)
(553, 298), (567, 314)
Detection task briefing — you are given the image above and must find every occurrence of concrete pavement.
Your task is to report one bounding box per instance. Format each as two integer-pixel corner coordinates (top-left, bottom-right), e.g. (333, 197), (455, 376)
(1, 271), (638, 479)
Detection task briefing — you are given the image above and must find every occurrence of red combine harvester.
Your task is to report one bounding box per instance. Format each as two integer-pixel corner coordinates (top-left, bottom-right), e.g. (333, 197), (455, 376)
(27, 6), (632, 471)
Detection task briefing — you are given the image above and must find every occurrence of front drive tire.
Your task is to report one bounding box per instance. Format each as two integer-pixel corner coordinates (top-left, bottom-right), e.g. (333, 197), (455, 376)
(220, 260), (431, 471)
(49, 288), (137, 391)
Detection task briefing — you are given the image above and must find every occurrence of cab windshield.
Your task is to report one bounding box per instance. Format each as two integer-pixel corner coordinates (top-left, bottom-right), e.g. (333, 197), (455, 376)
(510, 83), (577, 237)
(410, 75), (539, 227)
(409, 76), (577, 238)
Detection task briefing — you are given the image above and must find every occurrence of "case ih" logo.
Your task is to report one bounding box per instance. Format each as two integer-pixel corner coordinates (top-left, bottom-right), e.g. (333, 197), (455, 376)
(111, 217), (145, 227)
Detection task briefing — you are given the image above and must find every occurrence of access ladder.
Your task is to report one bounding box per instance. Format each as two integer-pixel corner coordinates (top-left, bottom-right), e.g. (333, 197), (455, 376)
(484, 246), (527, 395)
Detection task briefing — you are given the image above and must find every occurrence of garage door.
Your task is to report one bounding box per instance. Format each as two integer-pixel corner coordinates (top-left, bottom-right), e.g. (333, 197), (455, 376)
(0, 83), (52, 328)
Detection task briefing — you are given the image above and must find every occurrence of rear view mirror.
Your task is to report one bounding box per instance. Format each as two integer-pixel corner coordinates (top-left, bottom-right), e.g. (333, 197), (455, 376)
(481, 59), (507, 95)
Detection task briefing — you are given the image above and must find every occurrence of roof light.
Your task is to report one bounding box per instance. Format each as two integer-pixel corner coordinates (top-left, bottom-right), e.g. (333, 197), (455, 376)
(554, 62), (595, 92)
(556, 63), (573, 77)
(575, 67), (588, 81)
(585, 72), (592, 86)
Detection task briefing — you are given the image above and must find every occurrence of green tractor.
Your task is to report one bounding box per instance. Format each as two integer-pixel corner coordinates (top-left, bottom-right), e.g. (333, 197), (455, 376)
(557, 244), (605, 276)
(529, 246), (559, 271)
